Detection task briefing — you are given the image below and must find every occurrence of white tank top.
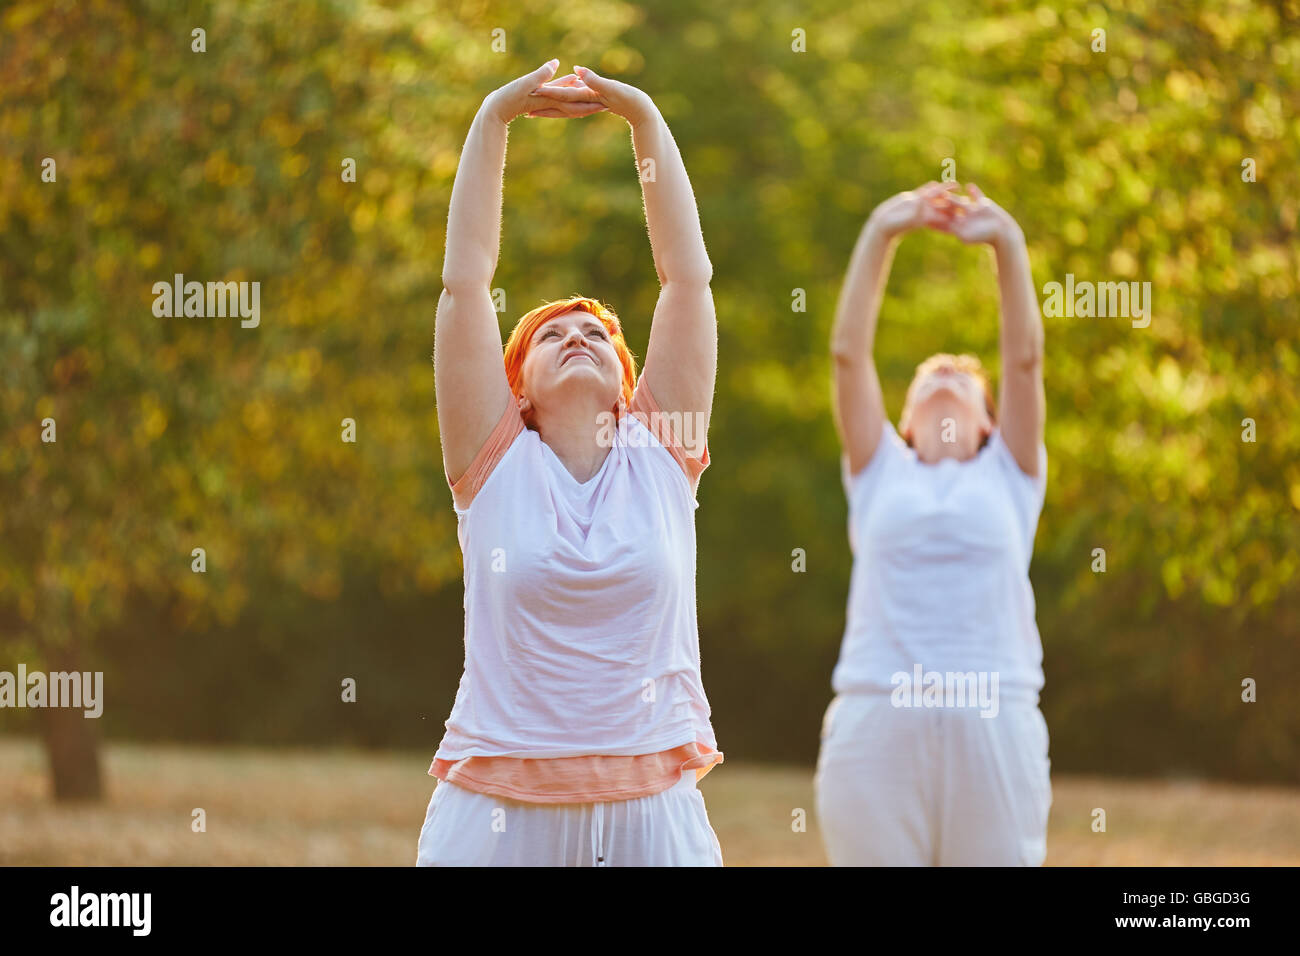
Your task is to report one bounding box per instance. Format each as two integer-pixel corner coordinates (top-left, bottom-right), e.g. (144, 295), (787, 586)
(833, 419), (1049, 703)
(433, 386), (719, 760)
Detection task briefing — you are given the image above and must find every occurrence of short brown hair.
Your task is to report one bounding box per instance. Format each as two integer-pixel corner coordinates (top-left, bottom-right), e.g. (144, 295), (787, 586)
(899, 352), (997, 448)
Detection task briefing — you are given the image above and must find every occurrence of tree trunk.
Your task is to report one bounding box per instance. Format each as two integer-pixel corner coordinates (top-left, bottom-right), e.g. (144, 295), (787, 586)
(37, 644), (104, 802)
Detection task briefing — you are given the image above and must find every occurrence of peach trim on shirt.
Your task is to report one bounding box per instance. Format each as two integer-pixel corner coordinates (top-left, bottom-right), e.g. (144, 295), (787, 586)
(628, 378), (710, 487)
(447, 399), (526, 511)
(428, 742), (724, 804)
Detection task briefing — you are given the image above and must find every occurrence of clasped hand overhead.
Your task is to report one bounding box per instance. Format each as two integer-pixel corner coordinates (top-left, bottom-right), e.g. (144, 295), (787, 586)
(873, 181), (1023, 248)
(487, 59), (653, 124)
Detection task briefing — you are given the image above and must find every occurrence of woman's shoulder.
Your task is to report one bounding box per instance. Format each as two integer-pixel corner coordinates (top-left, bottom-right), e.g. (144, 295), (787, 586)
(985, 427), (1047, 483)
(449, 403), (531, 513)
(618, 412), (700, 499)
(843, 418), (909, 494)
(625, 382), (709, 499)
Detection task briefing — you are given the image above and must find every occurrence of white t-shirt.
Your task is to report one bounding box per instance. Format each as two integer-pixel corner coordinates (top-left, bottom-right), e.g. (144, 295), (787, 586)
(832, 419), (1049, 703)
(433, 384), (719, 760)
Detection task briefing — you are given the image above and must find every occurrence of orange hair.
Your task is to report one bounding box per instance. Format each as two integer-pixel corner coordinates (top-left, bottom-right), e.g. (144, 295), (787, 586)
(503, 296), (637, 412)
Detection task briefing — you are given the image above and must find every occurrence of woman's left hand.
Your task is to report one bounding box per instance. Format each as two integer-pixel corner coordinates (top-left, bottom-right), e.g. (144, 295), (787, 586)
(564, 65), (654, 125)
(933, 184), (1024, 248)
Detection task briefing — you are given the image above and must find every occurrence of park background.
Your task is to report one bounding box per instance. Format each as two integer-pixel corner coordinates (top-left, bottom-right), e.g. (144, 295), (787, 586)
(2, 0), (1298, 864)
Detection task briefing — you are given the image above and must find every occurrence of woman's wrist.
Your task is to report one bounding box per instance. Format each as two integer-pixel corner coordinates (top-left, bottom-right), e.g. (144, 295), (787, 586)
(623, 92), (658, 129)
(481, 91), (520, 126)
(864, 209), (902, 243)
(990, 216), (1027, 255)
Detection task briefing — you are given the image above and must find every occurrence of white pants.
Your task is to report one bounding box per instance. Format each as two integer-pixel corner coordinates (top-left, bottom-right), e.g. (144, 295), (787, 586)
(416, 771), (724, 866)
(815, 693), (1052, 866)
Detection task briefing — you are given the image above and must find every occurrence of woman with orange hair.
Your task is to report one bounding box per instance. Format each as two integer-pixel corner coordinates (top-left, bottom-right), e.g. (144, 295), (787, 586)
(417, 60), (723, 866)
(816, 181), (1052, 865)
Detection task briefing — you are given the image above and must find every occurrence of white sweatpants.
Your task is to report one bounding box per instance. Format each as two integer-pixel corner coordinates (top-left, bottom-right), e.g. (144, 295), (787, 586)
(416, 771), (724, 866)
(814, 693), (1052, 866)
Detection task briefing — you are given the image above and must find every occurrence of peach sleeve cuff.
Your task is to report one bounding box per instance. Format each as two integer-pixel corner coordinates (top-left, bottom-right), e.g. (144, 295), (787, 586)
(447, 400), (526, 511)
(628, 378), (710, 487)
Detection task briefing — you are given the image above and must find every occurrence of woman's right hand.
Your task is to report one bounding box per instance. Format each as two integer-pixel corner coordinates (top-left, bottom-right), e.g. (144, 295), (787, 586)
(868, 182), (961, 239)
(484, 59), (606, 124)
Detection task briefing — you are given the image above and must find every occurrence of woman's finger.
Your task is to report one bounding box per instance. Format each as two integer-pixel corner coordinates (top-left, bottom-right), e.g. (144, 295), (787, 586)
(533, 73), (582, 91)
(530, 83), (601, 102)
(519, 59), (560, 92)
(924, 200), (956, 222)
(573, 65), (610, 91)
(558, 101), (607, 116)
(529, 111), (605, 119)
(943, 188), (975, 211)
(919, 181), (957, 195)
(925, 192), (959, 216)
(528, 102), (607, 118)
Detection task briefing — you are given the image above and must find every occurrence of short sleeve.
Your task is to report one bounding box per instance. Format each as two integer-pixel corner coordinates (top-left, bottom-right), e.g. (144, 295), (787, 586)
(842, 418), (905, 509)
(628, 378), (709, 489)
(447, 400), (526, 513)
(989, 428), (1048, 558)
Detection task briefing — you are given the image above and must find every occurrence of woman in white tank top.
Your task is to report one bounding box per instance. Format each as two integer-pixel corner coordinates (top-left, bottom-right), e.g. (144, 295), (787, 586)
(816, 181), (1052, 865)
(420, 61), (723, 866)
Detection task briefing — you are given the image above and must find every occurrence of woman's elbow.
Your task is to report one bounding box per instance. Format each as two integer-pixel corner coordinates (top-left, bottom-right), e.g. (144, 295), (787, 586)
(830, 331), (868, 367)
(439, 276), (490, 299)
(1007, 346), (1044, 377)
(664, 252), (713, 287)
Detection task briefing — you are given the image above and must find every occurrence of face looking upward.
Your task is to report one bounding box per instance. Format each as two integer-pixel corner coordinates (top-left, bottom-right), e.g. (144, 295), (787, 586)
(518, 310), (626, 422)
(901, 358), (994, 463)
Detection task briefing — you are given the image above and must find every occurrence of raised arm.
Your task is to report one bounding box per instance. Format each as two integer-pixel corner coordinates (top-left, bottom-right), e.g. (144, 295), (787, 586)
(940, 184), (1044, 476)
(434, 61), (604, 483)
(570, 66), (716, 474)
(832, 183), (959, 475)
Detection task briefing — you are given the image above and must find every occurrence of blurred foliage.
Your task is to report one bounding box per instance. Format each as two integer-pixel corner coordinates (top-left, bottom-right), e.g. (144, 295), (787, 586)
(1, 0), (1297, 780)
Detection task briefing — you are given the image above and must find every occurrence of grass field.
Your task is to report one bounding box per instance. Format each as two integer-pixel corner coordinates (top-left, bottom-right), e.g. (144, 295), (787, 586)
(2, 736), (1297, 865)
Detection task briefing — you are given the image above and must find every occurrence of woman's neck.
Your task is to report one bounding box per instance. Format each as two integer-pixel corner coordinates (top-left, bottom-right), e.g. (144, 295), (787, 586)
(910, 422), (984, 464)
(532, 402), (618, 483)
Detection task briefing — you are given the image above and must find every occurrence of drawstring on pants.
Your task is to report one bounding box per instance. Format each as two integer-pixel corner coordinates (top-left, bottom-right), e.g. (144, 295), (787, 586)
(590, 801), (606, 866)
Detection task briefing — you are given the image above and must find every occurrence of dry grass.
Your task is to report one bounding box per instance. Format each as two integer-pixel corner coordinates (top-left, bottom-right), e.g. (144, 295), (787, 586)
(2, 736), (1297, 865)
